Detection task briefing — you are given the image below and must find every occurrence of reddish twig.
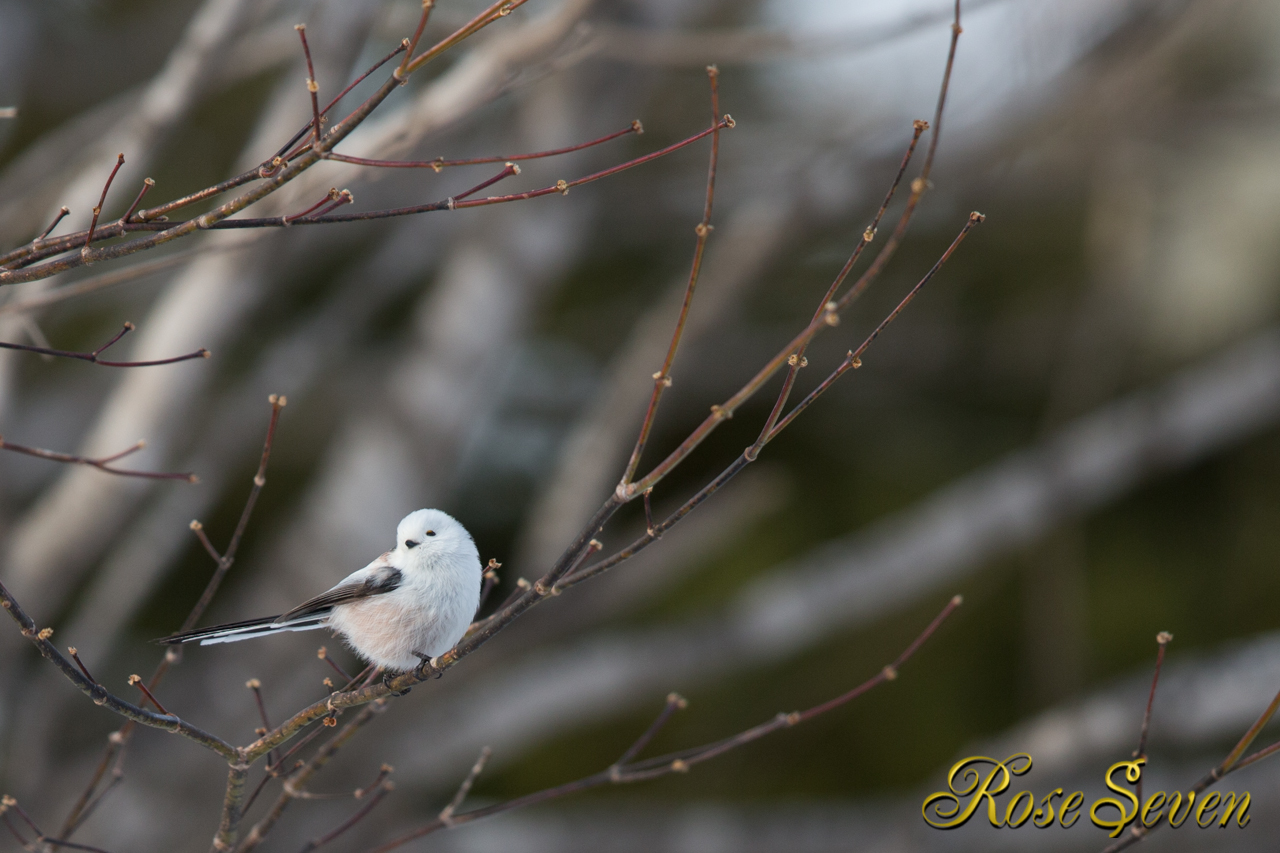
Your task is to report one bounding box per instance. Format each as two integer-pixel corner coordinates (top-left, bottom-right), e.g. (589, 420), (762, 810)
(621, 66), (722, 486)
(326, 120), (643, 170)
(748, 120), (926, 461)
(439, 747), (491, 827)
(127, 674), (172, 716)
(0, 798), (116, 853)
(119, 178), (155, 224)
(35, 207), (70, 242)
(369, 596), (961, 852)
(1101, 679), (1280, 852)
(56, 398), (287, 838)
(84, 154), (125, 251)
(395, 0), (435, 80)
(1133, 632), (1172, 808)
(295, 25), (323, 148)
(0, 322), (209, 367)
(297, 784), (392, 853)
(561, 213), (984, 592)
(318, 647), (354, 683)
(67, 648), (99, 685)
(270, 42), (411, 167)
(0, 435), (196, 482)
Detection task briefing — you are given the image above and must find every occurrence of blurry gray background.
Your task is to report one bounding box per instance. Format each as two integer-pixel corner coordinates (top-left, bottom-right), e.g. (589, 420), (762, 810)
(2, 0), (1280, 850)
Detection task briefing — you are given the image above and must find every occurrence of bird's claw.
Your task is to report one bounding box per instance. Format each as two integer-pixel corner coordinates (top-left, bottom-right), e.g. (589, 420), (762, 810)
(383, 670), (411, 697)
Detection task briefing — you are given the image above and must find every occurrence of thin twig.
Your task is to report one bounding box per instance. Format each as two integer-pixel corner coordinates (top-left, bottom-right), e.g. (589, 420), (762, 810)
(35, 207), (70, 242)
(621, 67), (722, 486)
(318, 647), (354, 683)
(326, 121), (643, 170)
(439, 748), (490, 826)
(0, 581), (238, 759)
(295, 25), (323, 149)
(0, 322), (209, 367)
(368, 596), (961, 852)
(297, 784), (392, 853)
(120, 178), (155, 224)
(1133, 632), (1172, 808)
(128, 674), (172, 716)
(84, 154), (125, 250)
(0, 435), (196, 482)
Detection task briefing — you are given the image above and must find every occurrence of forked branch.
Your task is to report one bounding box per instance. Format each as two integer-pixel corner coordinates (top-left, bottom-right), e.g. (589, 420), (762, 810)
(369, 595), (962, 852)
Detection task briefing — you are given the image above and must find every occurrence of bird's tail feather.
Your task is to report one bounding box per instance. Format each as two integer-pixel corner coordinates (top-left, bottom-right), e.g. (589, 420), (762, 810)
(159, 613), (329, 646)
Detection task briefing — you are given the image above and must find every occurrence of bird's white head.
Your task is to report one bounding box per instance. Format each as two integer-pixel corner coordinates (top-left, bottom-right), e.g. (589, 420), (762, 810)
(394, 508), (479, 573)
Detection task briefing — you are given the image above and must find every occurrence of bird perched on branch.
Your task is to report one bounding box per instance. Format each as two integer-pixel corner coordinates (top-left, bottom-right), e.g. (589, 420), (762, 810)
(162, 509), (481, 672)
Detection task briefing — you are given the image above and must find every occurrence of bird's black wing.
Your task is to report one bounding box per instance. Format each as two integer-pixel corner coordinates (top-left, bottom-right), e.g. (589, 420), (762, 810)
(277, 565), (402, 622)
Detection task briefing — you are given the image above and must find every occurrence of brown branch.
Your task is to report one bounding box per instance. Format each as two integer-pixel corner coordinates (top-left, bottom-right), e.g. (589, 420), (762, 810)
(0, 322), (209, 367)
(297, 784), (392, 853)
(562, 213), (983, 592)
(58, 398), (287, 838)
(271, 41), (412, 167)
(747, 119), (926, 461)
(0, 581), (238, 760)
(120, 178), (156, 224)
(0, 797), (116, 853)
(128, 674), (172, 716)
(396, 1), (435, 80)
(1101, 679), (1280, 852)
(238, 701), (390, 853)
(368, 596), (961, 852)
(295, 25), (323, 149)
(621, 66), (722, 486)
(318, 647), (355, 683)
(85, 154), (125, 251)
(245, 206), (979, 765)
(326, 120), (643, 170)
(1133, 632), (1172, 809)
(35, 207), (70, 242)
(0, 435), (197, 482)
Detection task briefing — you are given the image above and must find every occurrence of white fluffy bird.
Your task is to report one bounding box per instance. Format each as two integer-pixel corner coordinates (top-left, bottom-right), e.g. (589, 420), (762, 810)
(162, 509), (482, 671)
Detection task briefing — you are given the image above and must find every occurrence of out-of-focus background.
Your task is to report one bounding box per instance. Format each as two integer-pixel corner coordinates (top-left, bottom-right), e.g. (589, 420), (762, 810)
(2, 0), (1280, 850)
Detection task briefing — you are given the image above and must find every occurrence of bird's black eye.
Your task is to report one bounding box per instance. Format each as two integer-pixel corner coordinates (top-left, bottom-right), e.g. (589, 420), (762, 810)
(405, 539), (420, 549)
(425, 530), (436, 537)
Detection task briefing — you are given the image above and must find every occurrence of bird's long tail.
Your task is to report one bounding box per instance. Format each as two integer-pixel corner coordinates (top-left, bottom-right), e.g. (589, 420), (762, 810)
(159, 612), (329, 646)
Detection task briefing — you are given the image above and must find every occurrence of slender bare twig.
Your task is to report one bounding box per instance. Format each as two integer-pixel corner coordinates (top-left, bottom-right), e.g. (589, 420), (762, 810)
(0, 797), (115, 853)
(367, 596), (962, 852)
(0, 0), (536, 283)
(326, 120), (643, 170)
(238, 702), (391, 853)
(477, 561), (501, 613)
(58, 398), (288, 838)
(84, 154), (125, 251)
(120, 178), (156, 224)
(1133, 632), (1172, 808)
(127, 674), (172, 716)
(297, 784), (393, 853)
(561, 213), (984, 591)
(0, 582), (238, 759)
(1101, 679), (1280, 852)
(2, 118), (728, 274)
(439, 748), (490, 827)
(396, 1), (435, 80)
(621, 66), (722, 487)
(35, 207), (70, 242)
(0, 322), (209, 367)
(748, 120), (925, 460)
(295, 25), (323, 149)
(0, 435), (196, 482)
(317, 647), (354, 683)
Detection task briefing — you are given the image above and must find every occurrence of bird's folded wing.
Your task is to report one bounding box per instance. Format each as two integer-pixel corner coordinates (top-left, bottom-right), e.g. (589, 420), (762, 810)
(277, 566), (402, 622)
